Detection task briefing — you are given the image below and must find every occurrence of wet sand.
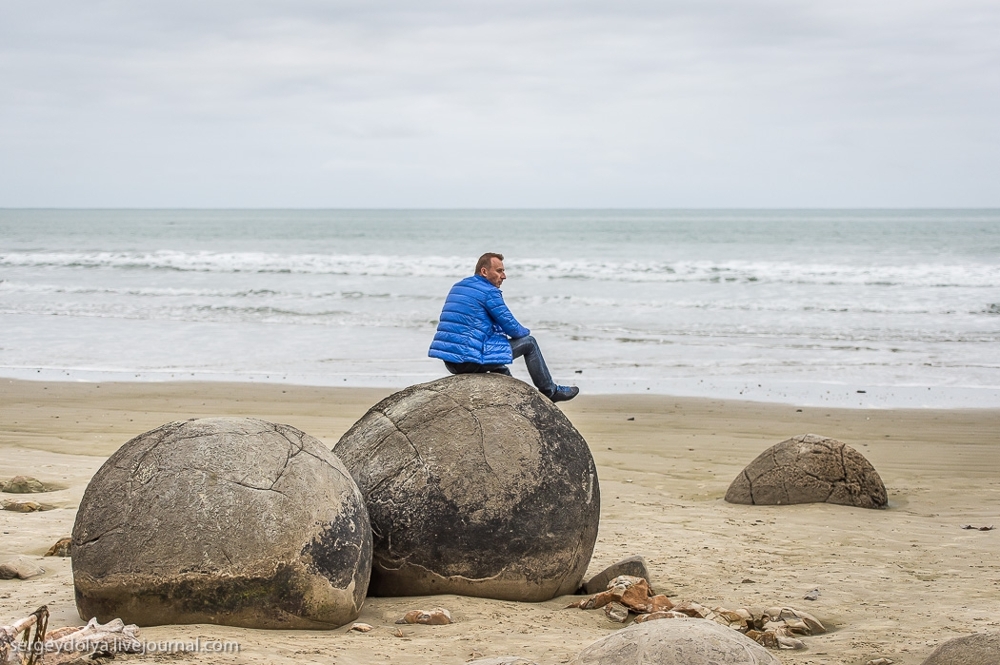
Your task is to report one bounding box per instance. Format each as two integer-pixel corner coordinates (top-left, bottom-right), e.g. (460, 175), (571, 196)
(2, 379), (998, 664)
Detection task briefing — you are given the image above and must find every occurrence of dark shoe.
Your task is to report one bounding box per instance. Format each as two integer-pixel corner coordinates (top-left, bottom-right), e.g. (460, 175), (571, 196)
(547, 385), (579, 403)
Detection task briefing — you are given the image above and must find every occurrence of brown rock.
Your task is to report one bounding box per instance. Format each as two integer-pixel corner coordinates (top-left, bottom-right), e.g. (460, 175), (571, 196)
(45, 537), (72, 557)
(725, 434), (887, 509)
(2, 499), (44, 512)
(396, 608), (453, 625)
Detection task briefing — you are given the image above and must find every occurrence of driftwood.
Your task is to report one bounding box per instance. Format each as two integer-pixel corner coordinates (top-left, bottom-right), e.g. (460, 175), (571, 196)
(1, 606), (140, 665)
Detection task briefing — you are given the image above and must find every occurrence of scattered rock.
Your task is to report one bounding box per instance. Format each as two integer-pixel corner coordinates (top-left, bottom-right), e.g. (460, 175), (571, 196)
(569, 575), (672, 616)
(725, 434), (888, 509)
(604, 601), (629, 623)
(867, 659), (894, 665)
(45, 537), (72, 557)
(1, 499), (44, 512)
(349, 623), (374, 632)
(961, 524), (995, 531)
(334, 374), (600, 601)
(72, 417), (372, 629)
(395, 608), (453, 625)
(581, 555), (651, 594)
(572, 617), (780, 664)
(1, 476), (48, 493)
(0, 556), (45, 580)
(920, 631), (1000, 665)
(803, 588), (820, 601)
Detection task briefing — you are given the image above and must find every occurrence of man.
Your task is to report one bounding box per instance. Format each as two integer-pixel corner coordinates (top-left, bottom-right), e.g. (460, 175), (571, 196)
(429, 252), (579, 403)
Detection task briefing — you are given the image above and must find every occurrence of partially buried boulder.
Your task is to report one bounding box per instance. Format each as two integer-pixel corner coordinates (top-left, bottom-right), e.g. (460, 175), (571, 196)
(725, 434), (887, 509)
(2, 475), (48, 493)
(72, 417), (372, 629)
(333, 373), (600, 601)
(921, 632), (1000, 665)
(572, 617), (780, 665)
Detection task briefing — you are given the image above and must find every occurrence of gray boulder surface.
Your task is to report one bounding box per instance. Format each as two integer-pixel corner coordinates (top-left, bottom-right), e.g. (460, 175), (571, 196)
(573, 617), (780, 665)
(921, 632), (1000, 665)
(72, 417), (372, 629)
(334, 373), (600, 601)
(725, 433), (887, 508)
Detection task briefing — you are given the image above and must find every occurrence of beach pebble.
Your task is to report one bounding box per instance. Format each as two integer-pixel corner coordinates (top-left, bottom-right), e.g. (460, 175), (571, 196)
(573, 617), (780, 664)
(335, 373), (600, 602)
(581, 555), (651, 595)
(803, 588), (820, 601)
(0, 556), (45, 580)
(920, 631), (1000, 665)
(1, 475), (47, 493)
(72, 417), (372, 629)
(45, 537), (72, 557)
(725, 434), (888, 509)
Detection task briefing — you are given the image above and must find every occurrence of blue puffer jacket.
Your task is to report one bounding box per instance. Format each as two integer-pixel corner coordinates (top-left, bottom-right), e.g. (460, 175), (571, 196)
(428, 274), (530, 365)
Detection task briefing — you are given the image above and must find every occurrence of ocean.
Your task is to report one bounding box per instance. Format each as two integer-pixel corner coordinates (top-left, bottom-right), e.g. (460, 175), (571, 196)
(2, 209), (998, 408)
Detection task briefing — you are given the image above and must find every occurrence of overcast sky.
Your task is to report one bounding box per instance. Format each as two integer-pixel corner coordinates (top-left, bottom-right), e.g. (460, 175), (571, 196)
(1, 1), (998, 208)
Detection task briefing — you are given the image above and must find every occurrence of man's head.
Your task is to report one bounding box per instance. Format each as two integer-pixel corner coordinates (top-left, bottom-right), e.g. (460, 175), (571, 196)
(475, 252), (506, 287)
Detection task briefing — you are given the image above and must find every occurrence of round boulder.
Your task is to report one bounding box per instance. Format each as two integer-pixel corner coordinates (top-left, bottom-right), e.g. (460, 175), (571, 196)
(921, 632), (1000, 665)
(725, 433), (887, 508)
(573, 617), (780, 665)
(333, 373), (600, 601)
(72, 417), (372, 629)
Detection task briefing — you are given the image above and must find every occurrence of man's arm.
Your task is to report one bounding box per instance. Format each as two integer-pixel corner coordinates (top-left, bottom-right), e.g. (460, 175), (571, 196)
(485, 289), (530, 339)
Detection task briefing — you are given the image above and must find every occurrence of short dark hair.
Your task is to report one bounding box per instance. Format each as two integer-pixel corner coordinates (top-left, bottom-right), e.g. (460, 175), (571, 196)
(475, 252), (504, 275)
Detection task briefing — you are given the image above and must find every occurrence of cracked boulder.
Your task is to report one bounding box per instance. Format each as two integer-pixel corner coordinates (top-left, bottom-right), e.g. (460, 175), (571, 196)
(724, 434), (887, 509)
(573, 617), (780, 665)
(72, 417), (372, 629)
(333, 373), (600, 601)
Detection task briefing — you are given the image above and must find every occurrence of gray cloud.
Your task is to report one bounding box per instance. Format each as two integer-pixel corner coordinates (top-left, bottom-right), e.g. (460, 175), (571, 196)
(1, 0), (998, 206)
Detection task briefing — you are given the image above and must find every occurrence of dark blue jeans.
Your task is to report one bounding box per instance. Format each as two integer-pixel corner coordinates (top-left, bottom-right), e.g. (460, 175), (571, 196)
(444, 335), (557, 395)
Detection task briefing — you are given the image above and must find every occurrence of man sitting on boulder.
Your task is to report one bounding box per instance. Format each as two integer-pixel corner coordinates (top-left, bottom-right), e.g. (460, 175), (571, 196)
(429, 252), (579, 403)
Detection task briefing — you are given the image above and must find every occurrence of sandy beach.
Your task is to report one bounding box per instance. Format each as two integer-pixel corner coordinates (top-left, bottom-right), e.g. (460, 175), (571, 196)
(2, 378), (998, 665)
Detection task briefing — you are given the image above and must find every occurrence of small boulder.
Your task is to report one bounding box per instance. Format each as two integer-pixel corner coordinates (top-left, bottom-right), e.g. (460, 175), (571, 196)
(582, 555), (651, 594)
(573, 617), (780, 664)
(2, 475), (48, 493)
(0, 556), (45, 580)
(334, 374), (600, 601)
(45, 537), (72, 557)
(921, 632), (1000, 665)
(72, 417), (372, 629)
(2, 499), (44, 512)
(725, 434), (887, 508)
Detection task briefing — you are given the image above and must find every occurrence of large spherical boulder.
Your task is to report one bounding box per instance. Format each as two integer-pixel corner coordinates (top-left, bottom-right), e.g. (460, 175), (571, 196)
(72, 417), (372, 629)
(921, 632), (1000, 665)
(725, 433), (887, 508)
(572, 618), (780, 665)
(333, 373), (600, 601)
